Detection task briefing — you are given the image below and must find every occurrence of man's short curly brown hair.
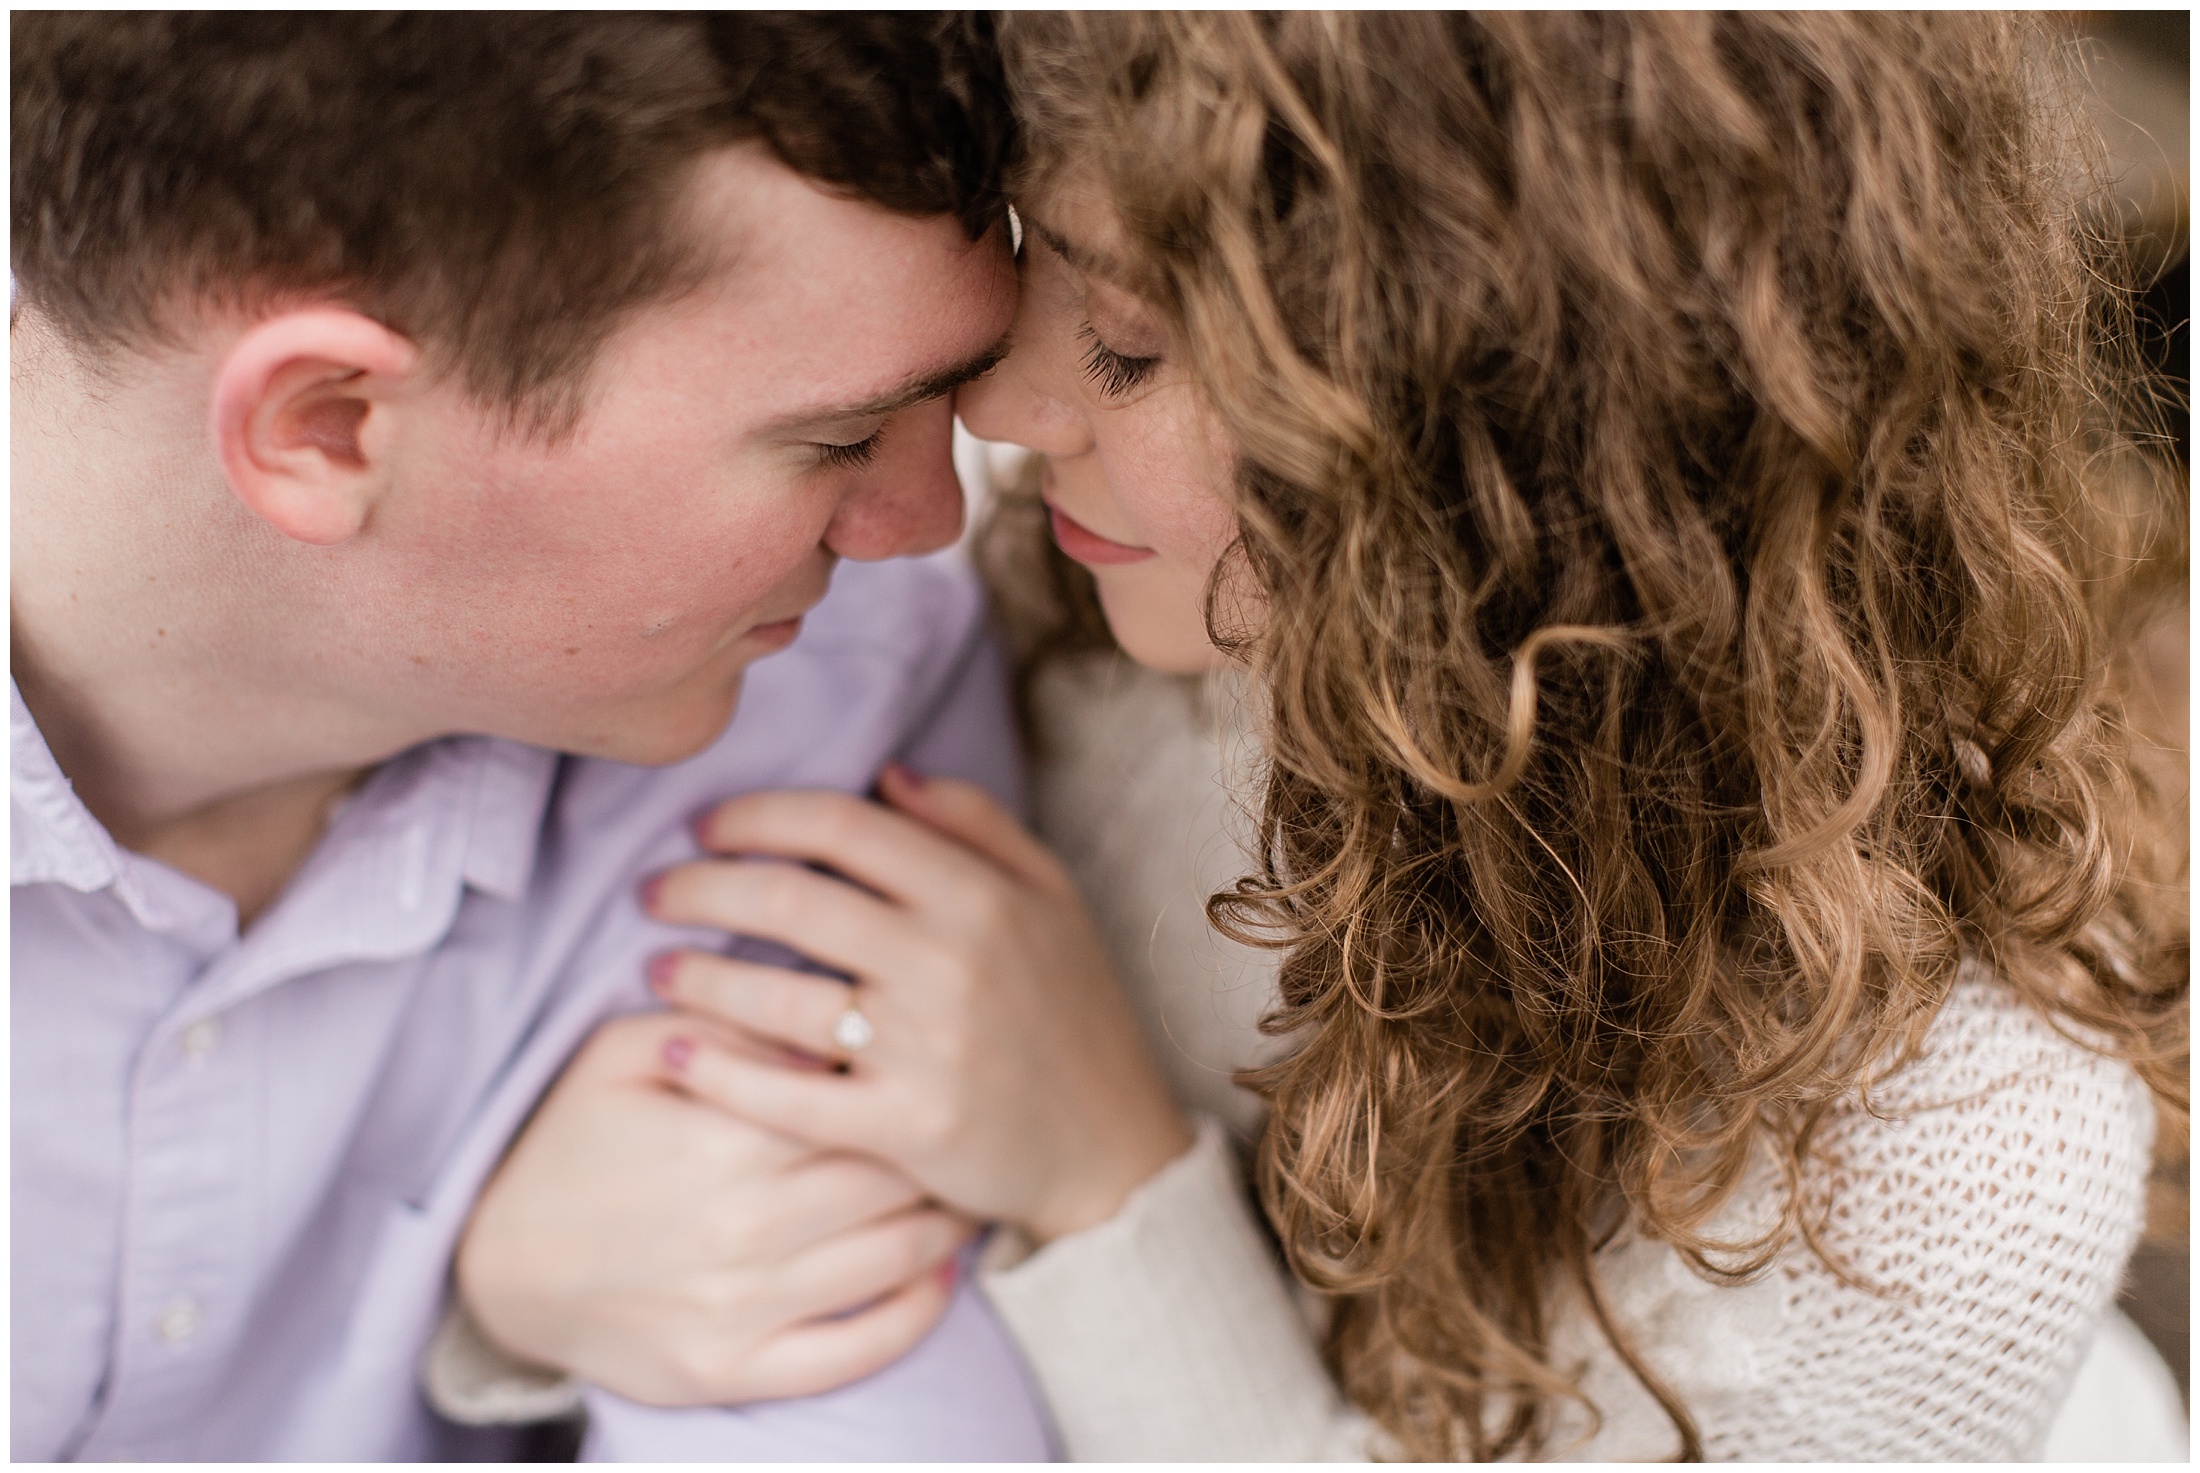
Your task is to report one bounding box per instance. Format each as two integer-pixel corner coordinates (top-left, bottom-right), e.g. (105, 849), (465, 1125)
(12, 12), (1014, 430)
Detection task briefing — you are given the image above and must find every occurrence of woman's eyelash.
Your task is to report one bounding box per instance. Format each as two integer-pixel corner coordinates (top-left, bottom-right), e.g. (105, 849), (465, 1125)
(818, 428), (884, 470)
(1078, 323), (1160, 398)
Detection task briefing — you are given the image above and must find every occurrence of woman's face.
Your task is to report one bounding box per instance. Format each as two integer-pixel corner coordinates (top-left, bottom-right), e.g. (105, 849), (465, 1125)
(955, 187), (1242, 675)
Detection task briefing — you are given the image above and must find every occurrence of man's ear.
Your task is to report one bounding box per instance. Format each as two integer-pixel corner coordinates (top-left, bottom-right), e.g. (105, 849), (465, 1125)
(211, 309), (421, 547)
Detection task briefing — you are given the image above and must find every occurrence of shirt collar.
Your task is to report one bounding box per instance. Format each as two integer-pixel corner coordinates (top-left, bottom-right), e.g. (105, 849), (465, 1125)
(11, 681), (127, 894)
(10, 680), (559, 918)
(452, 734), (560, 902)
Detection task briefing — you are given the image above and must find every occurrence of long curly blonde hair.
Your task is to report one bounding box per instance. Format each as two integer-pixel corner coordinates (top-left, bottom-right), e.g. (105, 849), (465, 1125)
(993, 12), (2186, 1458)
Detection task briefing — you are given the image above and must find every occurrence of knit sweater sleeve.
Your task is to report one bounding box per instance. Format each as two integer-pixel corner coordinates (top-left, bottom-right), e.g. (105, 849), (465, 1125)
(976, 1116), (1381, 1461)
(1562, 973), (2160, 1460)
(1677, 975), (2157, 1460)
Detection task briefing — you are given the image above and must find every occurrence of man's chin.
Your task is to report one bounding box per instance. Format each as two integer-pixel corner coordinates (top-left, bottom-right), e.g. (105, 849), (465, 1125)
(560, 678), (747, 768)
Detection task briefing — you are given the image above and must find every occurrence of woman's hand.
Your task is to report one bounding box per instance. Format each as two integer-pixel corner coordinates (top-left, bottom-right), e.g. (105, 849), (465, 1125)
(456, 1008), (973, 1406)
(643, 764), (1193, 1244)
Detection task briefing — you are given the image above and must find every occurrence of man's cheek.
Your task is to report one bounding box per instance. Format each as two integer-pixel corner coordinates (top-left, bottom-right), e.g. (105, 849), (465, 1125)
(658, 514), (817, 598)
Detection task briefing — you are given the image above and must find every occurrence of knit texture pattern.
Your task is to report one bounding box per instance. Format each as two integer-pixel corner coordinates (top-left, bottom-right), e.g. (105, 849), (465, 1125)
(1709, 972), (2152, 1457)
(1554, 971), (2157, 1459)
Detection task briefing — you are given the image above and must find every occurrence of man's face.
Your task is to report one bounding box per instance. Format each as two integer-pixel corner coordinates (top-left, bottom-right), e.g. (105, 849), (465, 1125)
(355, 143), (1016, 764)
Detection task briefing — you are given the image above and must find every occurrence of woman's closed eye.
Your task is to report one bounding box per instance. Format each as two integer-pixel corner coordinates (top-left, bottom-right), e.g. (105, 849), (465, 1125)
(1078, 322), (1160, 399)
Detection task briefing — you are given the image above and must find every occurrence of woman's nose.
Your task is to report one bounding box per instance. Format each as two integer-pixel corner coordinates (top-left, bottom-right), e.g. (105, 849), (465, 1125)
(954, 341), (1091, 458)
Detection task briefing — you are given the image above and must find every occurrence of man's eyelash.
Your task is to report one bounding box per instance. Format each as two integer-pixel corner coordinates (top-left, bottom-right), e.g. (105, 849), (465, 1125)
(1078, 324), (1160, 398)
(818, 428), (884, 470)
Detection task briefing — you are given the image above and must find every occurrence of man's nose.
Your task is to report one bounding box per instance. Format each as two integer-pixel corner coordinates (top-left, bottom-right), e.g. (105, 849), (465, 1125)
(822, 416), (966, 562)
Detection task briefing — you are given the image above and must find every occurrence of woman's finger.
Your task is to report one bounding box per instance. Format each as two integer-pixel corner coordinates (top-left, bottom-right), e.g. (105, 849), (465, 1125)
(877, 764), (1074, 897)
(694, 787), (1002, 912)
(660, 1032), (881, 1152)
(655, 950), (869, 1061)
(736, 1266), (958, 1403)
(648, 858), (914, 981)
(558, 1004), (797, 1087)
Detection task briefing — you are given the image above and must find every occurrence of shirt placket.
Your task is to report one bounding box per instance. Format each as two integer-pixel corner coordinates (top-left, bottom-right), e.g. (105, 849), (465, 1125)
(89, 999), (264, 1458)
(73, 765), (489, 1457)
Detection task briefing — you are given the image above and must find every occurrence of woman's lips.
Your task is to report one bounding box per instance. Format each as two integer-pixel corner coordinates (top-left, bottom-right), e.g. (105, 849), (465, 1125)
(1047, 504), (1157, 566)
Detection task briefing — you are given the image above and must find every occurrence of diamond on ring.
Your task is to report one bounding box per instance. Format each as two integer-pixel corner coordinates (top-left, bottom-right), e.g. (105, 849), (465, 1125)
(832, 1007), (875, 1054)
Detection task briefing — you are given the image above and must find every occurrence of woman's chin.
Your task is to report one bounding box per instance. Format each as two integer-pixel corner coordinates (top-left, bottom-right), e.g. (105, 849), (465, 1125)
(1097, 594), (1229, 675)
(1088, 558), (1247, 676)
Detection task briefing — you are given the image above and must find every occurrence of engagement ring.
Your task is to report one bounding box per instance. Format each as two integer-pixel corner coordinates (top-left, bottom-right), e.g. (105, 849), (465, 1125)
(832, 1006), (875, 1054)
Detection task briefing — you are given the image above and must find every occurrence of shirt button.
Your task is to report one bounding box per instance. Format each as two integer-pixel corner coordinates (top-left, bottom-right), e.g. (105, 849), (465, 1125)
(179, 1018), (221, 1061)
(155, 1297), (202, 1344)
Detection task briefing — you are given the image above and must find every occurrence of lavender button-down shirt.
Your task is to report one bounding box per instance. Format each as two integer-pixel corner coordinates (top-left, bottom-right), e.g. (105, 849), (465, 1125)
(12, 553), (1055, 1461)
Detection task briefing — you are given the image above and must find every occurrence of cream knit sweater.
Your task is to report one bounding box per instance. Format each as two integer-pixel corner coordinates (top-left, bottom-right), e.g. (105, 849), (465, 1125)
(978, 653), (2178, 1461)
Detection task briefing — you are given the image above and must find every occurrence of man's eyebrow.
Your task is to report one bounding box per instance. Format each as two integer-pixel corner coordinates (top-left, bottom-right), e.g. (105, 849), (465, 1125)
(785, 338), (1013, 428)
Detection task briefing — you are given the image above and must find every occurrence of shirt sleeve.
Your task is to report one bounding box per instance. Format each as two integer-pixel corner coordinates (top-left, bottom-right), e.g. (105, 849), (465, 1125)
(976, 1116), (1380, 1461)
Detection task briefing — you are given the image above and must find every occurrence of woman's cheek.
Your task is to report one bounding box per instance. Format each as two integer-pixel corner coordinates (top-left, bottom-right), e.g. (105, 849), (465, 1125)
(1081, 388), (1244, 673)
(1119, 399), (1239, 564)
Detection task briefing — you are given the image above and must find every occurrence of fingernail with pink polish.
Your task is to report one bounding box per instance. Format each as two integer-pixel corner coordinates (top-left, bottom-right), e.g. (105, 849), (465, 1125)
(647, 952), (679, 997)
(638, 874), (665, 911)
(662, 1037), (695, 1073)
(884, 761), (927, 789)
(935, 1259), (959, 1289)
